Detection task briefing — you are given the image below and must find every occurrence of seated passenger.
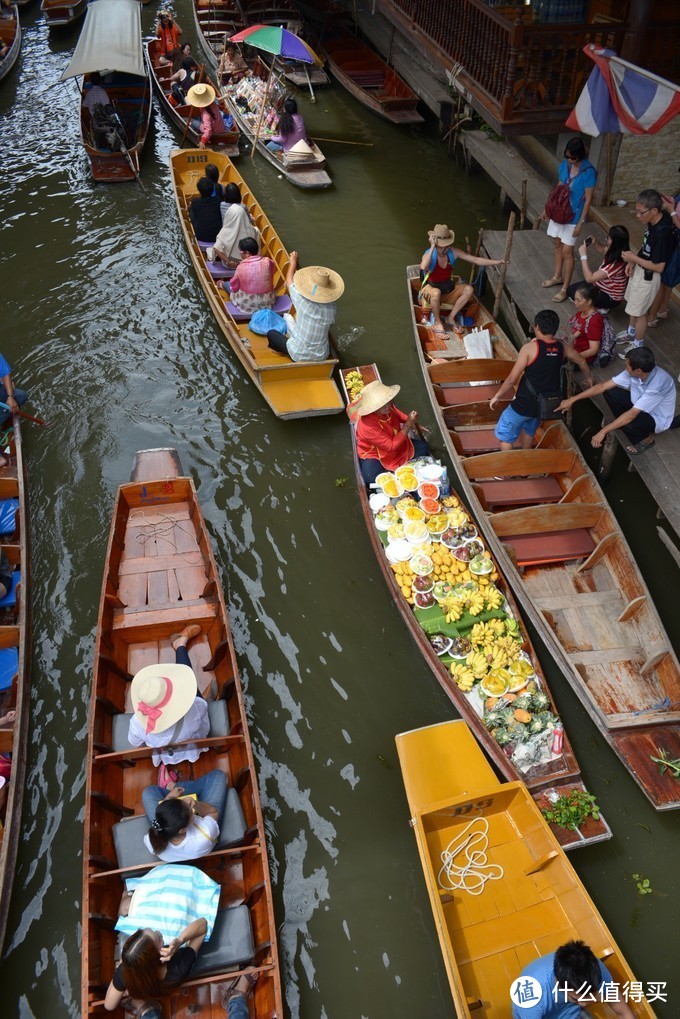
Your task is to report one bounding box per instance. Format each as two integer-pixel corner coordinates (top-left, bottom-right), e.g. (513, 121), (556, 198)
(266, 252), (343, 363)
(567, 282), (604, 364)
(420, 224), (504, 336)
(104, 918), (207, 1015)
(205, 162), (225, 202)
(223, 237), (277, 314)
(218, 43), (247, 85)
(206, 184), (258, 267)
(169, 57), (197, 105)
(142, 769), (227, 862)
(187, 83), (229, 150)
(265, 97), (306, 153)
(127, 625), (210, 769)
(189, 177), (223, 243)
(156, 10), (183, 65)
(354, 380), (430, 486)
(0, 349), (28, 435)
(82, 72), (111, 114)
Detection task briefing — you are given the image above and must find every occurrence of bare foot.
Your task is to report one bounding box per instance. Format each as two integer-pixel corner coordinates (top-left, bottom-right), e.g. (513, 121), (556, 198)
(0, 457), (7, 469)
(171, 624), (202, 651)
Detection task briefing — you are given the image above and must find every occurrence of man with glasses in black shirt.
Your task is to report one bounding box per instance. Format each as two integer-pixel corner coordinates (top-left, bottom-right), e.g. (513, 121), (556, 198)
(617, 189), (674, 356)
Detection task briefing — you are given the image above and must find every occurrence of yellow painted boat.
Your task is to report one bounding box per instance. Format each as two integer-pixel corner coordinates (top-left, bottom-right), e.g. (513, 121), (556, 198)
(396, 720), (656, 1018)
(170, 148), (344, 419)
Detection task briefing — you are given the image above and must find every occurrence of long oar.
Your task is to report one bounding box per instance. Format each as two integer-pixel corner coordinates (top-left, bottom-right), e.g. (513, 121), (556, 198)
(111, 101), (146, 190)
(0, 403), (50, 427)
(312, 136), (373, 146)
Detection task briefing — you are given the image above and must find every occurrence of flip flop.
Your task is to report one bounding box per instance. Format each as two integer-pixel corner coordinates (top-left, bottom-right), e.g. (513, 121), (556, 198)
(158, 763), (179, 788)
(552, 289), (568, 303)
(541, 276), (563, 288)
(625, 439), (655, 456)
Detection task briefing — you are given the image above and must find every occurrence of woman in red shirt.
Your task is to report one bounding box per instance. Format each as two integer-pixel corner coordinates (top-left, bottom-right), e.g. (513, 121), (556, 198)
(568, 224), (630, 309)
(354, 381), (430, 485)
(568, 283), (603, 363)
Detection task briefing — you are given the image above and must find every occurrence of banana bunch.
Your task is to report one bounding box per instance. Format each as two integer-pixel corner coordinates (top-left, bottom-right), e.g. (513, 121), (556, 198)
(486, 617), (506, 636)
(467, 591), (486, 616)
(441, 495), (461, 509)
(450, 662), (476, 690)
(484, 586), (503, 611)
(390, 561), (414, 604)
(345, 370), (365, 401)
(469, 621), (488, 646)
(444, 599), (463, 623)
(446, 509), (468, 527)
(466, 651), (490, 680)
(487, 646), (508, 672)
(495, 635), (521, 661)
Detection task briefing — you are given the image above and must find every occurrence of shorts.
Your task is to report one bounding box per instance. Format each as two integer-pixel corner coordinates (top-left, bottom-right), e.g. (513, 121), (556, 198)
(495, 405), (541, 444)
(624, 264), (661, 317)
(546, 220), (578, 246)
(420, 275), (455, 295)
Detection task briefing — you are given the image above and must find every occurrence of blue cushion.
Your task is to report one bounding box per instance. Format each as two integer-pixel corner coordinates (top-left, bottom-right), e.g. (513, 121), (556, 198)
(0, 646), (18, 692)
(0, 569), (20, 608)
(0, 498), (18, 537)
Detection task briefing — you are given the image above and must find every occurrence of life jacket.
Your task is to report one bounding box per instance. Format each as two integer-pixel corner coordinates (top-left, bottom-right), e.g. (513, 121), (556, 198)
(421, 247), (456, 288)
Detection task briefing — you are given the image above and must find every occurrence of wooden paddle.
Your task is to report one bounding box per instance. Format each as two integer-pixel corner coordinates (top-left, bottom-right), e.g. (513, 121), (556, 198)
(312, 136), (374, 146)
(0, 403), (49, 427)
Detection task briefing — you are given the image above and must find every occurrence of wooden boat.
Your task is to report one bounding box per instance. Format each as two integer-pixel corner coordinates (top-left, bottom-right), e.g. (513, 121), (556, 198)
(82, 447), (283, 1018)
(396, 719), (655, 1018)
(145, 39), (240, 157)
(340, 363), (611, 850)
(41, 0), (88, 28)
(192, 0), (244, 69)
(0, 418), (30, 953)
(170, 147), (343, 418)
(238, 0), (330, 88)
(319, 27), (423, 125)
(406, 264), (680, 811)
(0, 6), (20, 84)
(61, 0), (152, 182)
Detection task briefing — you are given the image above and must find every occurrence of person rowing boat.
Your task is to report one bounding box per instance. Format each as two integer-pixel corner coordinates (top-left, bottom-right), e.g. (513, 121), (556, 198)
(353, 380), (430, 485)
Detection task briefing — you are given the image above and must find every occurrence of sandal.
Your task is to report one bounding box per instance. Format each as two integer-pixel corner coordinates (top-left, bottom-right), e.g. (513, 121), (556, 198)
(648, 313), (668, 327)
(552, 289), (568, 303)
(541, 276), (563, 288)
(158, 763), (179, 788)
(220, 971), (259, 1008)
(625, 439), (655, 456)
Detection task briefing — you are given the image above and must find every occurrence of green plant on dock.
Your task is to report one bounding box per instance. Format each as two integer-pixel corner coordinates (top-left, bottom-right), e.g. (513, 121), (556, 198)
(540, 789), (600, 831)
(632, 873), (652, 895)
(650, 747), (680, 781)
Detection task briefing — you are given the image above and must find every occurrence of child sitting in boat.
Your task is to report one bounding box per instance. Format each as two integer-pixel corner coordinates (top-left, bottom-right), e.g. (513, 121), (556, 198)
(127, 625), (210, 772)
(353, 380), (430, 486)
(142, 769), (227, 862)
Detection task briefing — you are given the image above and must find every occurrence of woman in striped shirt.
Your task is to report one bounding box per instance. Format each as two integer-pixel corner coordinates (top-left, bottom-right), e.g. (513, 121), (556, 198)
(568, 225), (630, 309)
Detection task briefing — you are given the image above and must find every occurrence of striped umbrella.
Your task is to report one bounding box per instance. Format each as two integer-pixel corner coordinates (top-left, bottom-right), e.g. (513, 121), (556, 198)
(229, 24), (322, 66)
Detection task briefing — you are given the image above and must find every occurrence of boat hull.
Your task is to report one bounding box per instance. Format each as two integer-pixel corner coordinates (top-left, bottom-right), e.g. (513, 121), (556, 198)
(41, 0), (87, 27)
(0, 6), (21, 83)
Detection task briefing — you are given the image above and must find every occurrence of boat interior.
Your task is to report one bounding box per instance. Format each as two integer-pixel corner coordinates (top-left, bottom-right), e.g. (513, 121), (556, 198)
(322, 29), (418, 104)
(0, 442), (23, 850)
(85, 469), (280, 1016)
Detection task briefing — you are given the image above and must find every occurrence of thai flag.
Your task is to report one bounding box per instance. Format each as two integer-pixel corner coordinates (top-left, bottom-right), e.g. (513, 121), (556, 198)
(567, 44), (680, 136)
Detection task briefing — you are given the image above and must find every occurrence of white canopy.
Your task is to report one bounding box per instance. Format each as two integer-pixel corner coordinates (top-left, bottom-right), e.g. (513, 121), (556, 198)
(60, 0), (145, 81)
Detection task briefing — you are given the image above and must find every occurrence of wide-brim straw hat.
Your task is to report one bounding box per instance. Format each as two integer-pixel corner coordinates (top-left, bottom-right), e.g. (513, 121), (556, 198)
(187, 83), (216, 108)
(131, 662), (197, 735)
(433, 223), (455, 247)
(355, 380), (401, 416)
(293, 265), (344, 303)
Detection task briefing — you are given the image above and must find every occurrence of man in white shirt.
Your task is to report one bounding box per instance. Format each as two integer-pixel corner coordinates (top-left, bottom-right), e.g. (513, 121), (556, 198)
(557, 345), (678, 456)
(82, 73), (111, 112)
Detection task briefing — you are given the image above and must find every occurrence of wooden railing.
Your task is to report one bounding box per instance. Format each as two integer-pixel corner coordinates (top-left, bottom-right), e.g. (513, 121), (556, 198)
(382, 0), (677, 130)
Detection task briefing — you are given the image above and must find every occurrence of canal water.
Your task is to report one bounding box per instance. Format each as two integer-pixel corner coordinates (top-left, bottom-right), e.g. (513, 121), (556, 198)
(1, 5), (678, 1017)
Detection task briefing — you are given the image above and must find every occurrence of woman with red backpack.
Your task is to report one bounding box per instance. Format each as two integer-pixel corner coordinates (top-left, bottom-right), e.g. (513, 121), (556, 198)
(541, 136), (597, 304)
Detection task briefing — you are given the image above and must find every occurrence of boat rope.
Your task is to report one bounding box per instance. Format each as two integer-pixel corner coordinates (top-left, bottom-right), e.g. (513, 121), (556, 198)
(133, 511), (203, 565)
(437, 817), (504, 896)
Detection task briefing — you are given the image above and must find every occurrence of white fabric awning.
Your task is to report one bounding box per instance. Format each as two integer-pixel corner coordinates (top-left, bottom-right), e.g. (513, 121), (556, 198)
(60, 0), (145, 81)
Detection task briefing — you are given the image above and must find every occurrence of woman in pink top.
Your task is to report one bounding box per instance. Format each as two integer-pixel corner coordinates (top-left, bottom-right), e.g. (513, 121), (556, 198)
(225, 238), (277, 314)
(265, 97), (306, 153)
(568, 224), (630, 309)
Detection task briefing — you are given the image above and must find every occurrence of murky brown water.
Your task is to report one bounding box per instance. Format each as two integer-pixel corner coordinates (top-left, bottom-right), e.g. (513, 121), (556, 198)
(1, 4), (678, 1017)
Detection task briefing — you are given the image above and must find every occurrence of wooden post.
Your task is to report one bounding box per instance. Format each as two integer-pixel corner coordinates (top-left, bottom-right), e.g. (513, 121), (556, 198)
(520, 178), (527, 226)
(469, 227), (483, 283)
(492, 212), (515, 319)
(250, 59), (275, 162)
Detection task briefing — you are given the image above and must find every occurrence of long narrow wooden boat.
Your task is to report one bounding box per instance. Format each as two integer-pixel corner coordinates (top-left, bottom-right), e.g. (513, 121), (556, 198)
(396, 720), (655, 1018)
(406, 264), (680, 810)
(341, 363), (610, 850)
(170, 147), (343, 418)
(193, 0), (244, 69)
(319, 27), (423, 125)
(61, 0), (152, 183)
(41, 0), (88, 28)
(0, 417), (30, 953)
(0, 6), (21, 84)
(82, 447), (283, 1018)
(145, 39), (240, 157)
(238, 0), (330, 87)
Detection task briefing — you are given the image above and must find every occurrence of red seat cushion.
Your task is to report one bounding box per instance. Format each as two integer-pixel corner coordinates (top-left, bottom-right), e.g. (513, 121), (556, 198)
(505, 529), (596, 566)
(441, 384), (500, 406)
(479, 477), (563, 508)
(456, 429), (500, 454)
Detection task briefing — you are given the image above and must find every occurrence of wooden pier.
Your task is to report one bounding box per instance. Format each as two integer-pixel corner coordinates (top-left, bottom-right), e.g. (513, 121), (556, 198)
(481, 227), (680, 545)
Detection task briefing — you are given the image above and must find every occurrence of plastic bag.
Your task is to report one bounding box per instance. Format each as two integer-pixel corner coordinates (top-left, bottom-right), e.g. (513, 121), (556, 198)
(250, 309), (287, 335)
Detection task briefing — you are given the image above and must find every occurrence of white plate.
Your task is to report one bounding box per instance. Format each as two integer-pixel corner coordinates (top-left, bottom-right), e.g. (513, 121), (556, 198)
(369, 493), (390, 513)
(385, 539), (412, 563)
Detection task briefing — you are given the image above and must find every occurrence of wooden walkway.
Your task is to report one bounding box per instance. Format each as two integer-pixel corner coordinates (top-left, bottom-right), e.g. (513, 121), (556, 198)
(481, 228), (680, 545)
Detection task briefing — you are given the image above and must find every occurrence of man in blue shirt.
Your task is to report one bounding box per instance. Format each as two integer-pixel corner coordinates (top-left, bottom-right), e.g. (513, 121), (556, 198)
(0, 352), (28, 440)
(557, 345), (677, 456)
(511, 941), (635, 1018)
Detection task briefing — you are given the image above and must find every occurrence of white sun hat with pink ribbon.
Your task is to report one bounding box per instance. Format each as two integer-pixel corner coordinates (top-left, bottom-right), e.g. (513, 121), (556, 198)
(130, 663), (197, 734)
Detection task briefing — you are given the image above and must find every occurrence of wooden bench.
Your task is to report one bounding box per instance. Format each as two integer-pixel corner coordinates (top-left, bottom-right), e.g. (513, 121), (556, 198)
(449, 429), (501, 456)
(463, 449), (574, 508)
(490, 504), (604, 567)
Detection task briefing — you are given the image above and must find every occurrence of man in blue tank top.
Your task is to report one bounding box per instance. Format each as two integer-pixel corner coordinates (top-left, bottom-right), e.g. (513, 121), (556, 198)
(489, 309), (592, 450)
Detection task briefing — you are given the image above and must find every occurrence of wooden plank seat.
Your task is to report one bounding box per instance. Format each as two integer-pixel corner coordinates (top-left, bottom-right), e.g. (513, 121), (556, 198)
(503, 528), (596, 566)
(428, 359), (513, 385)
(111, 787), (247, 870)
(455, 429), (501, 455)
(476, 476), (563, 508)
(438, 383), (502, 406)
(112, 600), (217, 637)
(109, 699), (230, 752)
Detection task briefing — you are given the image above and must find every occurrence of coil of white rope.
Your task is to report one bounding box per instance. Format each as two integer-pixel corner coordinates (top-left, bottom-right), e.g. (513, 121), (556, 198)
(437, 816), (504, 896)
